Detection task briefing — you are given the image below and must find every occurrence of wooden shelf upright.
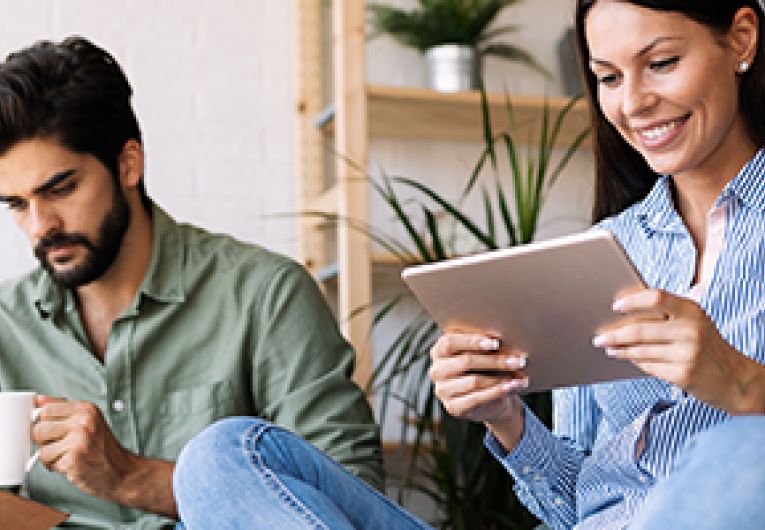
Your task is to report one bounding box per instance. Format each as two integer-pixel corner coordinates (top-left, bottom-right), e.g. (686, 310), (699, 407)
(294, 1), (591, 391)
(295, 0), (373, 390)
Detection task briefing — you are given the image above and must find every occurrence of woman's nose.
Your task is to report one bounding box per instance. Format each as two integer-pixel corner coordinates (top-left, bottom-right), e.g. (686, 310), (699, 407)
(621, 76), (658, 118)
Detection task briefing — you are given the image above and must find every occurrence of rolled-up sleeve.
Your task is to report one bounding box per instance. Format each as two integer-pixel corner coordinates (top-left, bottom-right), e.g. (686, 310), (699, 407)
(484, 386), (600, 529)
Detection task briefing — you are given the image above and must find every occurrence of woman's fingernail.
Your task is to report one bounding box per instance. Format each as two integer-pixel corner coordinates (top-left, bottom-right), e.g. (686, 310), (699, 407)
(506, 356), (526, 369)
(605, 348), (620, 357)
(612, 299), (626, 312)
(592, 334), (608, 347)
(480, 338), (500, 351)
(503, 377), (529, 390)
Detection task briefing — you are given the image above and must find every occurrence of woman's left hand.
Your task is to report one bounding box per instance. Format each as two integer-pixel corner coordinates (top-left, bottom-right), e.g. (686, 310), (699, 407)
(593, 288), (765, 414)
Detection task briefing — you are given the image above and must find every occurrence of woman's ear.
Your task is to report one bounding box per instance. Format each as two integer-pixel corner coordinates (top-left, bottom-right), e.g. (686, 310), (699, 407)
(730, 6), (759, 69)
(117, 139), (144, 189)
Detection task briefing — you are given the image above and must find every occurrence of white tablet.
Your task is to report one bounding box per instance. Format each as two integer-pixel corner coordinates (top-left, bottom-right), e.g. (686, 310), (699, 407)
(401, 229), (646, 393)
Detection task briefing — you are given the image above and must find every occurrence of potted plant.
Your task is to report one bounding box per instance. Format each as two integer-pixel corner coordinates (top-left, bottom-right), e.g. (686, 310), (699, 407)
(367, 0), (549, 93)
(364, 90), (588, 529)
(300, 85), (589, 528)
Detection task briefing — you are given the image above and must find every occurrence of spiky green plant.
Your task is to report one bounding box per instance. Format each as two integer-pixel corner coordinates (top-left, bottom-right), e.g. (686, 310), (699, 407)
(366, 89), (589, 530)
(367, 0), (548, 77)
(298, 88), (588, 529)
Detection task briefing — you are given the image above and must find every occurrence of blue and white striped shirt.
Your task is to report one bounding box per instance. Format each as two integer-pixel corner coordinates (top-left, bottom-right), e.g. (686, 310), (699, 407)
(485, 149), (765, 529)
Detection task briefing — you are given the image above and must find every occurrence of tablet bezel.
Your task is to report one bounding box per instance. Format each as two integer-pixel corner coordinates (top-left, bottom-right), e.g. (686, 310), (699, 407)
(401, 230), (646, 393)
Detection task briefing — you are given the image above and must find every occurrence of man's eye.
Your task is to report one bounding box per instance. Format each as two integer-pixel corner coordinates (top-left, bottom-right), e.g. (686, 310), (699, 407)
(6, 199), (26, 211)
(650, 56), (680, 70)
(50, 183), (75, 196)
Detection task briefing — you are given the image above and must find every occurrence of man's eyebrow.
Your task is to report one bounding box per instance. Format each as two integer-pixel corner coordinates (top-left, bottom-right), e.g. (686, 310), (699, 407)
(32, 169), (77, 195)
(590, 36), (684, 68)
(0, 169), (78, 204)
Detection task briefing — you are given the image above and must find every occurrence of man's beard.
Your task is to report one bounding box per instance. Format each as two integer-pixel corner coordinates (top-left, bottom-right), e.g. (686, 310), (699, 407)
(34, 187), (131, 289)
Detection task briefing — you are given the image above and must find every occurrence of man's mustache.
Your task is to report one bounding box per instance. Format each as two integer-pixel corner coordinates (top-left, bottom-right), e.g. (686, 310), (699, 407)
(34, 232), (96, 261)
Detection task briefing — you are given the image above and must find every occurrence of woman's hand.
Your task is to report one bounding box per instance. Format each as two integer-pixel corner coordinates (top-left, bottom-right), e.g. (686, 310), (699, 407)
(594, 288), (765, 414)
(429, 332), (529, 451)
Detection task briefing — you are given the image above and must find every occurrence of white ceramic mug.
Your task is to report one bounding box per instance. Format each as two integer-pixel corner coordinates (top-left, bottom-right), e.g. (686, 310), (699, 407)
(0, 391), (41, 486)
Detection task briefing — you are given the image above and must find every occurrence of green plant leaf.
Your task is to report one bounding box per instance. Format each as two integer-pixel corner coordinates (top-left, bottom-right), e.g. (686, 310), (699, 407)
(296, 210), (417, 263)
(481, 185), (496, 243)
(392, 176), (498, 250)
(548, 126), (591, 188)
(495, 177), (518, 246)
(464, 81), (497, 198)
(380, 173), (434, 262)
(533, 96), (551, 226)
(423, 206), (448, 260)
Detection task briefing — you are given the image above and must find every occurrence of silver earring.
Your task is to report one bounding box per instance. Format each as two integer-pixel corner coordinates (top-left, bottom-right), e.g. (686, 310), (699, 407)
(739, 61), (751, 73)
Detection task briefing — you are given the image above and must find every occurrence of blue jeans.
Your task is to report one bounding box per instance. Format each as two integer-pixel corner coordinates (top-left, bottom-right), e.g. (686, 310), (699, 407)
(173, 417), (431, 529)
(174, 415), (765, 529)
(629, 415), (765, 529)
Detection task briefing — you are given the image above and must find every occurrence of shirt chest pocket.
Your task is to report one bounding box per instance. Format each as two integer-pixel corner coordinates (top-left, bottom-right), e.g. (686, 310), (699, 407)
(154, 380), (239, 459)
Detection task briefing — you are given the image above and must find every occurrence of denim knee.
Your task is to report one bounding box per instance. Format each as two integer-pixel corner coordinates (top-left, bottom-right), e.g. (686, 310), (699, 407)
(174, 416), (270, 497)
(689, 416), (765, 458)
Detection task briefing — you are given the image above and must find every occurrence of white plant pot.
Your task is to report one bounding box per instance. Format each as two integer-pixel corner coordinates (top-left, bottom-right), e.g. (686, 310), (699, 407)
(425, 44), (479, 93)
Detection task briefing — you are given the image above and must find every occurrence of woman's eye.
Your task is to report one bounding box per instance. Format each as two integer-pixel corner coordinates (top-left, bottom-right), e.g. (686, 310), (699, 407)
(596, 73), (620, 86)
(650, 56), (679, 70)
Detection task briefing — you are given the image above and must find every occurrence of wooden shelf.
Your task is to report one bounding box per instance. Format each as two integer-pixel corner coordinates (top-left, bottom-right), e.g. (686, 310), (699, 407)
(295, 1), (593, 392)
(321, 84), (592, 147)
(316, 253), (410, 282)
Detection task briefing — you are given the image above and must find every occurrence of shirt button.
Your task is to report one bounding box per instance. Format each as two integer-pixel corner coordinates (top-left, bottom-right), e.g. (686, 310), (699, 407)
(112, 400), (125, 412)
(638, 475), (648, 484)
(554, 497), (564, 506)
(522, 466), (532, 474)
(671, 387), (683, 400)
(533, 474), (543, 481)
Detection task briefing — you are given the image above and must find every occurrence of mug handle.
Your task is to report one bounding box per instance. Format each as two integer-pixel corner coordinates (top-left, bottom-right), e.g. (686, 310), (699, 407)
(25, 407), (43, 473)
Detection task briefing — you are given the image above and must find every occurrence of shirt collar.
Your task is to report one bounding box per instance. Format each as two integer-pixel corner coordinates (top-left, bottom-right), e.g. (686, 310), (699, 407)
(635, 175), (684, 234)
(636, 148), (765, 234)
(33, 202), (186, 320)
(135, 203), (186, 305)
(719, 148), (765, 213)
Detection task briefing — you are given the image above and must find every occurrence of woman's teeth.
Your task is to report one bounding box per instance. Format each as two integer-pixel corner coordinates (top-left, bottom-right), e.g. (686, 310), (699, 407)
(640, 120), (681, 140)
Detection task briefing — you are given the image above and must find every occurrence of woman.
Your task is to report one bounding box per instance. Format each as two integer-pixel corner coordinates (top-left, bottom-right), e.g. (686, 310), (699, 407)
(430, 1), (765, 529)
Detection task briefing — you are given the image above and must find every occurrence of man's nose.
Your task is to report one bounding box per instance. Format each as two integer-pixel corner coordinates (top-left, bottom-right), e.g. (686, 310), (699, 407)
(26, 201), (62, 240)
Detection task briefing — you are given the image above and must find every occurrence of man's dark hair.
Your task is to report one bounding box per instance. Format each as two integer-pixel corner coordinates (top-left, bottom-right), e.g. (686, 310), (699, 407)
(0, 36), (150, 211)
(574, 1), (765, 222)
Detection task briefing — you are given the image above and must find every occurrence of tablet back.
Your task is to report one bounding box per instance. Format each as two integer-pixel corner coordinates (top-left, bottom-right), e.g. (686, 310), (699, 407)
(401, 230), (646, 393)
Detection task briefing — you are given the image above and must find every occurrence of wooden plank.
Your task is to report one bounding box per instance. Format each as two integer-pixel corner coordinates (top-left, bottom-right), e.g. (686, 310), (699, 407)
(333, 0), (373, 390)
(364, 85), (592, 146)
(294, 0), (327, 275)
(306, 185), (339, 215)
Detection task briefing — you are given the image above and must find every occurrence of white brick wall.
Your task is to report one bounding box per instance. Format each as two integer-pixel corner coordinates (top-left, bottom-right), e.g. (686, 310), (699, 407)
(0, 0), (297, 281)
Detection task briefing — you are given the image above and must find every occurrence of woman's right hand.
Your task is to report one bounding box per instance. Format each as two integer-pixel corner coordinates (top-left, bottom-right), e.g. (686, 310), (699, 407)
(428, 332), (528, 425)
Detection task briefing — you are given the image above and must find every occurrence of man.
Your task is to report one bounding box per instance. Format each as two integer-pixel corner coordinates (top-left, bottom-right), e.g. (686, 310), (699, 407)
(0, 36), (382, 528)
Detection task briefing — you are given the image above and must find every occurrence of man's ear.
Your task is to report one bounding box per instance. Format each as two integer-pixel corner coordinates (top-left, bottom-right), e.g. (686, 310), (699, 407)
(730, 7), (759, 68)
(118, 139), (144, 189)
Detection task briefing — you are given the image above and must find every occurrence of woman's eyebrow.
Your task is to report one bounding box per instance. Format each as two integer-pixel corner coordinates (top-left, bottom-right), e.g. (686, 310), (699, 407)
(590, 36), (684, 67)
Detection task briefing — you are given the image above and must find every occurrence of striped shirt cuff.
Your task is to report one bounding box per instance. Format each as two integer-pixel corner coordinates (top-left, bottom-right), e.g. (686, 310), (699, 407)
(485, 403), (558, 478)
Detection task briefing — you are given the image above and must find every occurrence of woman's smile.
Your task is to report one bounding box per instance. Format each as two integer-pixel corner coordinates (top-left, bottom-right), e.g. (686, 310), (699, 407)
(631, 113), (691, 149)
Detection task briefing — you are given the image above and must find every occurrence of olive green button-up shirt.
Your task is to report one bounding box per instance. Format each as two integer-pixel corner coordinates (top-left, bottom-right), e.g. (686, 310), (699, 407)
(0, 205), (382, 529)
